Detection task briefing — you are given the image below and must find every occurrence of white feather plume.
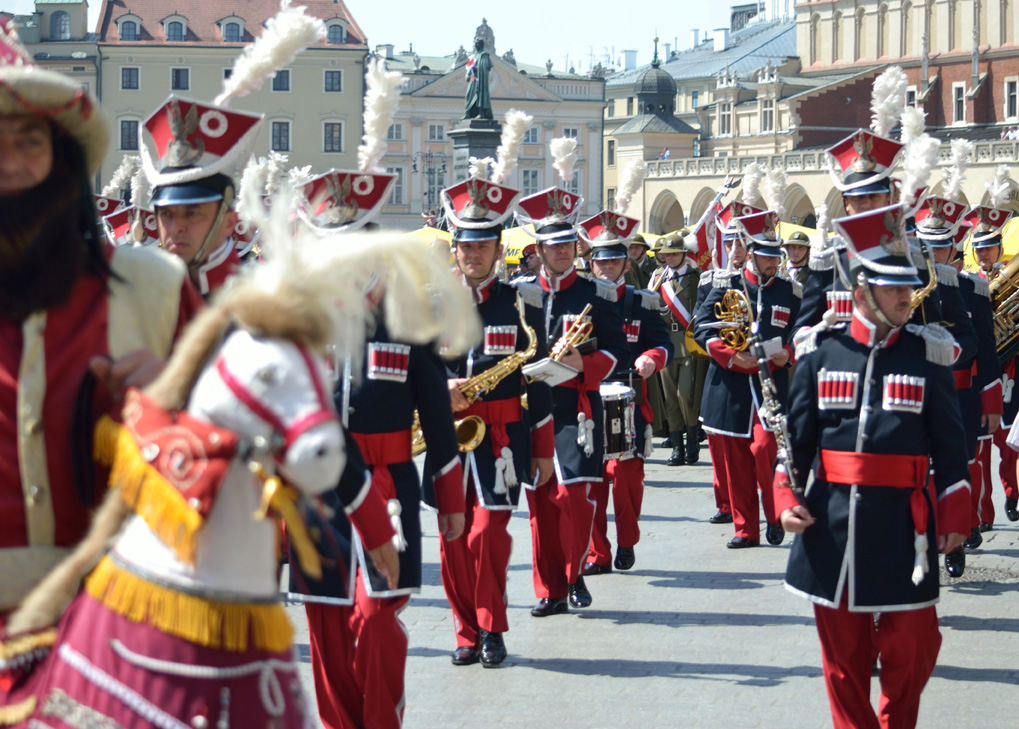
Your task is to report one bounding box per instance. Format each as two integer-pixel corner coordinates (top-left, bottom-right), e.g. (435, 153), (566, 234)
(102, 155), (139, 198)
(942, 138), (974, 203)
(986, 164), (1012, 209)
(236, 156), (268, 224)
(264, 152), (288, 194)
(812, 205), (830, 251)
(763, 166), (787, 220)
(741, 162), (764, 206)
(468, 157), (494, 180)
(900, 134), (940, 208)
(214, 0), (325, 107)
(614, 160), (647, 216)
(357, 58), (404, 173)
(129, 161), (150, 209)
(899, 106), (926, 145)
(550, 137), (579, 186)
(288, 165), (313, 188)
(870, 66), (908, 138)
(490, 109), (533, 185)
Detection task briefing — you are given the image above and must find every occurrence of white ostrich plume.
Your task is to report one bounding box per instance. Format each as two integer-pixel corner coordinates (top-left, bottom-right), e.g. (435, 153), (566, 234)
(236, 156), (268, 224)
(942, 138), (974, 203)
(468, 157), (494, 180)
(812, 205), (830, 250)
(986, 165), (1012, 209)
(264, 151), (289, 194)
(358, 58), (404, 173)
(550, 137), (579, 186)
(614, 159), (647, 216)
(490, 109), (533, 185)
(102, 155), (139, 198)
(763, 166), (788, 220)
(129, 162), (151, 209)
(899, 106), (927, 146)
(900, 134), (940, 208)
(870, 66), (908, 138)
(288, 165), (314, 188)
(741, 162), (764, 206)
(215, 0), (325, 107)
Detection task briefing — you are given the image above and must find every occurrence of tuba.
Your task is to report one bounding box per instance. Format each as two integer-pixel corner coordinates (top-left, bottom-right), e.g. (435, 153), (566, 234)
(714, 288), (753, 352)
(989, 256), (1019, 363)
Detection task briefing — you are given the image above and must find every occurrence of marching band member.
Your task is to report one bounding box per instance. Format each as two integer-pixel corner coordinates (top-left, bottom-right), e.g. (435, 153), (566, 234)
(778, 203), (969, 729)
(585, 218), (673, 574)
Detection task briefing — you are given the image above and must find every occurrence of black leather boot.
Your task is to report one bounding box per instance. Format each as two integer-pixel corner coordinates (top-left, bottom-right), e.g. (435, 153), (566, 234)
(667, 431), (685, 466)
(945, 546), (966, 578)
(685, 426), (699, 464)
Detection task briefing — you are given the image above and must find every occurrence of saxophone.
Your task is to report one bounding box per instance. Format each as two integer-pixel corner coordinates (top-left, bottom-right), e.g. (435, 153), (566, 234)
(908, 241), (938, 321)
(411, 293), (538, 457)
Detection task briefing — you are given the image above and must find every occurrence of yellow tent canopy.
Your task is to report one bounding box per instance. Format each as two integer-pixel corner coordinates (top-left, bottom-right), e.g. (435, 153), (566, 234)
(407, 226), (452, 244)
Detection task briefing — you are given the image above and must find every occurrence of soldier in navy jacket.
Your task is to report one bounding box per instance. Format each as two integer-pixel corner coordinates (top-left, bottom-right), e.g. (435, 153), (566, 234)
(515, 189), (630, 615)
(777, 203), (970, 729)
(583, 224), (673, 575)
(694, 210), (801, 548)
(427, 178), (555, 668)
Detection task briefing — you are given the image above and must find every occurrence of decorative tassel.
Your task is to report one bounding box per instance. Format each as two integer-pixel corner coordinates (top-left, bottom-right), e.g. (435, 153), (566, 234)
(387, 499), (407, 552)
(643, 424), (653, 459)
(85, 555), (293, 653)
(911, 532), (929, 585)
(0, 697), (36, 725)
(493, 446), (516, 495)
(576, 413), (595, 456)
(0, 628), (56, 675)
(249, 462), (322, 580)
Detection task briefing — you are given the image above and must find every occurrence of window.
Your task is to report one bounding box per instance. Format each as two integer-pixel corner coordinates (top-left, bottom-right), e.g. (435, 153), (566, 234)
(426, 166), (445, 211)
(224, 22), (240, 42)
(606, 103), (614, 118)
(386, 166), (404, 205)
(271, 121), (290, 152)
(719, 102), (732, 135)
(953, 83), (966, 124)
(327, 25), (344, 44)
(428, 123), (445, 141)
(223, 68), (232, 79)
(607, 139), (615, 167)
(50, 11), (70, 40)
(166, 21), (184, 42)
(324, 122), (343, 153)
(121, 67), (139, 90)
(761, 99), (774, 133)
(272, 70), (290, 92)
(324, 70), (342, 92)
(171, 68), (189, 91)
(1007, 79), (1018, 120)
(120, 20), (139, 41)
(387, 123), (404, 141)
(626, 96), (633, 115)
(606, 188), (616, 210)
(691, 90), (699, 108)
(120, 120), (139, 151)
(906, 85), (917, 108)
(562, 127), (579, 139)
(567, 171), (580, 196)
(522, 169), (540, 196)
(523, 127), (539, 144)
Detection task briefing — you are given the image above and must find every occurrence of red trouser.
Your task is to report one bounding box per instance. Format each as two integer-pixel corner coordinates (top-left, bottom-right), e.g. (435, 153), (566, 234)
(588, 457), (644, 567)
(525, 476), (595, 598)
(994, 427), (1019, 501)
(305, 574), (410, 729)
(439, 478), (513, 648)
(706, 433), (732, 515)
(974, 438), (995, 525)
(712, 422), (777, 540)
(814, 598), (941, 729)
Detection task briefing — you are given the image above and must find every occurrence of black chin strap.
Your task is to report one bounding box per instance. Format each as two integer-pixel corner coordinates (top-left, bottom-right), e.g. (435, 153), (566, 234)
(857, 272), (894, 329)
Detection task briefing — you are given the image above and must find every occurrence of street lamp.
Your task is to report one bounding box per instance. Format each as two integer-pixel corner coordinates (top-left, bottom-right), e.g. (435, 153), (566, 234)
(412, 151), (448, 213)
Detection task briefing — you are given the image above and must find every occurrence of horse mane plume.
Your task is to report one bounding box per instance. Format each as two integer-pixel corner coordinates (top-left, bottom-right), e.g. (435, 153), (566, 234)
(550, 137), (579, 186)
(942, 138), (974, 203)
(986, 164), (1012, 209)
(358, 58), (404, 173)
(900, 133), (940, 208)
(614, 160), (647, 216)
(215, 0), (325, 107)
(741, 162), (764, 206)
(763, 166), (787, 220)
(102, 155), (139, 198)
(870, 66), (907, 138)
(490, 109), (533, 185)
(899, 105), (926, 146)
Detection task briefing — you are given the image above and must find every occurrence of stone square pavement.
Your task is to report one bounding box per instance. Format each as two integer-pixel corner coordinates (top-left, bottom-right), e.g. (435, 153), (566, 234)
(287, 446), (1019, 728)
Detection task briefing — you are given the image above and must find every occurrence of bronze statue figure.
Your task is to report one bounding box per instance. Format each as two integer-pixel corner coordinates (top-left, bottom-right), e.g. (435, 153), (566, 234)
(464, 38), (493, 120)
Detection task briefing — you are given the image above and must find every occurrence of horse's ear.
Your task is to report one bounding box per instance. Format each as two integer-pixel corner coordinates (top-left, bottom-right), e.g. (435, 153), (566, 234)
(145, 306), (233, 410)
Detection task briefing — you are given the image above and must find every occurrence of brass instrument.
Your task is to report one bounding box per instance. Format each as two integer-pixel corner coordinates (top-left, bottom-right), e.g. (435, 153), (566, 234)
(411, 293), (539, 457)
(683, 316), (709, 360)
(714, 288), (753, 352)
(549, 303), (593, 361)
(908, 243), (938, 321)
(989, 255), (1019, 362)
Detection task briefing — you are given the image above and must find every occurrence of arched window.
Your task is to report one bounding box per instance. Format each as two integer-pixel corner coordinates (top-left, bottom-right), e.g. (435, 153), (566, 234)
(224, 22), (240, 42)
(327, 25), (344, 44)
(120, 20), (139, 41)
(878, 5), (889, 58)
(166, 21), (184, 42)
(855, 7), (866, 61)
(902, 2), (913, 56)
(833, 11), (842, 63)
(809, 14), (819, 65)
(50, 11), (70, 40)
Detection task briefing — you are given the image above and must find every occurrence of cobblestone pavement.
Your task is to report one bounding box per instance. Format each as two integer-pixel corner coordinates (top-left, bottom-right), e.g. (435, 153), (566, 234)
(287, 444), (1019, 728)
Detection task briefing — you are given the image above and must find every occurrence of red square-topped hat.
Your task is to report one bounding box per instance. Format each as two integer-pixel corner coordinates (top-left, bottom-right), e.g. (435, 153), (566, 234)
(833, 203), (920, 285)
(578, 210), (640, 245)
(516, 186), (583, 241)
(102, 205), (159, 247)
(297, 169), (396, 233)
(827, 130), (903, 195)
(736, 210), (782, 253)
(94, 195), (125, 217)
(716, 201), (764, 237)
(441, 178), (520, 231)
(964, 206), (1013, 246)
(914, 196), (969, 242)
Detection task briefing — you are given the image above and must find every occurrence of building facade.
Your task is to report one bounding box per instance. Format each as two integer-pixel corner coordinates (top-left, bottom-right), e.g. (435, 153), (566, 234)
(16, 1), (99, 116)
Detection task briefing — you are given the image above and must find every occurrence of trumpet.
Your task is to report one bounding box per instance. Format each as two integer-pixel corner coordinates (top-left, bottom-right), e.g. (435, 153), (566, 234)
(550, 303), (593, 361)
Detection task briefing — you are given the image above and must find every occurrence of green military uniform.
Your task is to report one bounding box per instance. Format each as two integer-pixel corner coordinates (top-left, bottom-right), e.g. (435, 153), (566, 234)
(784, 231), (811, 286)
(626, 233), (657, 290)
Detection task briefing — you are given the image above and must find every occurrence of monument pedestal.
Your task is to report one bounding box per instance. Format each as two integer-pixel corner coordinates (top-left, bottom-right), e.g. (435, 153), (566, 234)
(448, 118), (502, 184)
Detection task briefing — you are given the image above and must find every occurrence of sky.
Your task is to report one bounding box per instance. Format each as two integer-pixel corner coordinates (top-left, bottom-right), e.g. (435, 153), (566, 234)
(0, 0), (734, 74)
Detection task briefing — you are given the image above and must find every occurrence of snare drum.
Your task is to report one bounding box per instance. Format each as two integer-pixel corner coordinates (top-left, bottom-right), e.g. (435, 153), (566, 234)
(600, 382), (635, 459)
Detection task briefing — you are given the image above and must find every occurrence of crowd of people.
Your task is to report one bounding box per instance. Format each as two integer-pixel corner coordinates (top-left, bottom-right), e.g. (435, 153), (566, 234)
(0, 15), (1015, 729)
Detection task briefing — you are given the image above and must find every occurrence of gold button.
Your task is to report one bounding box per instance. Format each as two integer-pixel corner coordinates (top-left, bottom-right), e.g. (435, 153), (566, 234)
(26, 484), (45, 505)
(24, 419), (42, 435)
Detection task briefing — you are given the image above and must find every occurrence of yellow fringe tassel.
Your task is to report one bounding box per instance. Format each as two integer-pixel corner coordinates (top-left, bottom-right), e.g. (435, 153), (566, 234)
(94, 417), (204, 565)
(85, 555), (293, 654)
(0, 627), (56, 661)
(0, 697), (36, 726)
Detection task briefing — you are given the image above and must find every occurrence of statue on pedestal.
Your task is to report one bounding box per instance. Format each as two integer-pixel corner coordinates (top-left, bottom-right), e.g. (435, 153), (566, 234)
(464, 37), (493, 120)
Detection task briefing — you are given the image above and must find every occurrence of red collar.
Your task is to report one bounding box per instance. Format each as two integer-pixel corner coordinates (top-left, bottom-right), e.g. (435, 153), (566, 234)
(463, 269), (499, 303)
(849, 309), (902, 348)
(540, 265), (577, 292)
(196, 240), (241, 297)
(743, 266), (772, 287)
